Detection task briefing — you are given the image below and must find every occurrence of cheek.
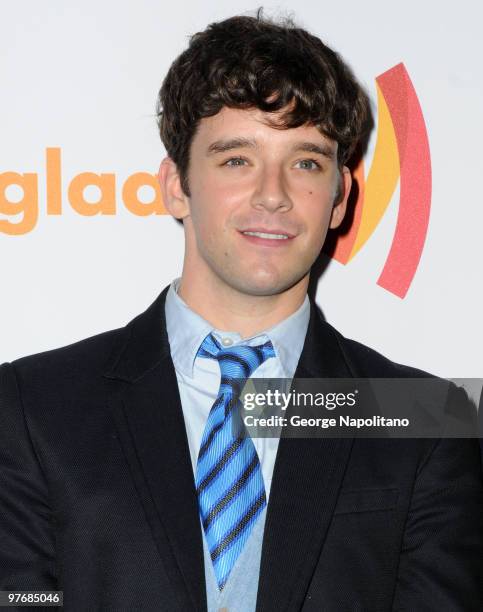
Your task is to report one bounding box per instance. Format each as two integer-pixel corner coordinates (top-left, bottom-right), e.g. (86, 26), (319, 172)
(301, 202), (335, 250)
(189, 193), (230, 250)
(195, 173), (244, 213)
(303, 192), (334, 226)
(192, 186), (246, 239)
(201, 165), (254, 201)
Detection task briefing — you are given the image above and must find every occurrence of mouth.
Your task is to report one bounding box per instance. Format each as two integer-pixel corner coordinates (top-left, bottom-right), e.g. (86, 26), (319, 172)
(238, 228), (295, 247)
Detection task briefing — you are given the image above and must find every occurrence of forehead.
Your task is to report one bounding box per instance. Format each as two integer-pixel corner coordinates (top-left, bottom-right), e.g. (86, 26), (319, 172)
(192, 106), (338, 154)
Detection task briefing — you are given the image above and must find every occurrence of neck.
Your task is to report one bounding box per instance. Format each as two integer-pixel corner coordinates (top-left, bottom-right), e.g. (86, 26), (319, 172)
(177, 272), (308, 339)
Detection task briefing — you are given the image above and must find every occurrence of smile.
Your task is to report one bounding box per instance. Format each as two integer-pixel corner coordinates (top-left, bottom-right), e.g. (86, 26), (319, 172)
(239, 229), (295, 248)
(242, 231), (289, 240)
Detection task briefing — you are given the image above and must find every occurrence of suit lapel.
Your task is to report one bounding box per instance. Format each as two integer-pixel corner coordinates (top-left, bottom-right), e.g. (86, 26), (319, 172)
(256, 297), (355, 612)
(105, 287), (207, 612)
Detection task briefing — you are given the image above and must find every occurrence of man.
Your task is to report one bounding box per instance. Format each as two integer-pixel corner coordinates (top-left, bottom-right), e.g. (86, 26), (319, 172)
(1, 12), (482, 612)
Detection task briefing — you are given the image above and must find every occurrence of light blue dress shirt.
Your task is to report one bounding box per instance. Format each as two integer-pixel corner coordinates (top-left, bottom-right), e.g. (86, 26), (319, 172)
(165, 278), (309, 611)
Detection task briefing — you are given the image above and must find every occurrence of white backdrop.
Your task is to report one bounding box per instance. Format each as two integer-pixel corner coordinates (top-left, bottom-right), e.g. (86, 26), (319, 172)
(1, 1), (482, 392)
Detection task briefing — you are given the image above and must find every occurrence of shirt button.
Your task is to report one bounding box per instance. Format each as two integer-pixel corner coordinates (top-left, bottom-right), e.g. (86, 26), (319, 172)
(221, 337), (233, 347)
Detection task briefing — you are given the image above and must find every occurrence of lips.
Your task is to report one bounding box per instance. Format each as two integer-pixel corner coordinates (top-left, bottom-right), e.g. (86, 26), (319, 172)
(238, 227), (295, 247)
(243, 231), (289, 240)
(239, 227), (295, 240)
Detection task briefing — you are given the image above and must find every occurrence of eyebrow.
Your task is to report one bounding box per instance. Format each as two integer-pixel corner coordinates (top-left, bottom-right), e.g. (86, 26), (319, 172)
(291, 141), (336, 159)
(206, 138), (257, 156)
(206, 138), (336, 159)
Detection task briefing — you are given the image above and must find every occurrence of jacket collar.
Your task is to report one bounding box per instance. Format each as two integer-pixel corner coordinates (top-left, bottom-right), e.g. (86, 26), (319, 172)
(103, 284), (353, 383)
(103, 285), (172, 383)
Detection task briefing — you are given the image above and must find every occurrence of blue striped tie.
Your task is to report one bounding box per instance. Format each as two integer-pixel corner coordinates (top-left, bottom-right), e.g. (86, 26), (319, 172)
(195, 333), (275, 591)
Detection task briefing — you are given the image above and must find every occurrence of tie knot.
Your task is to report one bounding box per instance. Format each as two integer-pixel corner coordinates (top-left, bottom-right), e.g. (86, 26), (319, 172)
(197, 333), (275, 381)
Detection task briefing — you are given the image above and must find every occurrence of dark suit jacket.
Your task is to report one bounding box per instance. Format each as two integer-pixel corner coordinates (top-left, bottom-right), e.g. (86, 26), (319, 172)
(1, 286), (482, 611)
(479, 386), (483, 464)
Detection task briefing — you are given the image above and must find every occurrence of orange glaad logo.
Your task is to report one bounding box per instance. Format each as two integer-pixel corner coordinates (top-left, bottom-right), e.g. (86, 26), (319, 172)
(330, 62), (432, 298)
(0, 62), (430, 300)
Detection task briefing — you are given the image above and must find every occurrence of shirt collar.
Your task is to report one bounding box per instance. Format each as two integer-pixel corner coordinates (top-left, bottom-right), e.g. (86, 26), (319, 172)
(165, 278), (309, 379)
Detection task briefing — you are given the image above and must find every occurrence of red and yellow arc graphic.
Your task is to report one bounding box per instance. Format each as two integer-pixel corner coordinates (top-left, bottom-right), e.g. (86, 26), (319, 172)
(331, 62), (432, 299)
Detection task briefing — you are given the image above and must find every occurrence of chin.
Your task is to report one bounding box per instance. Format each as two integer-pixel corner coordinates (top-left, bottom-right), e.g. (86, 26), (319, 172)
(227, 272), (305, 298)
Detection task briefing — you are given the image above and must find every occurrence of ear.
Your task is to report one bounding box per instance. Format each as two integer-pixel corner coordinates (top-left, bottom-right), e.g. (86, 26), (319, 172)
(329, 166), (351, 229)
(157, 157), (190, 220)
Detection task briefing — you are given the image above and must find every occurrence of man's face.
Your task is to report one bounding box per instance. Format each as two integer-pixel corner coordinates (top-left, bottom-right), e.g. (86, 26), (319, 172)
(166, 106), (350, 298)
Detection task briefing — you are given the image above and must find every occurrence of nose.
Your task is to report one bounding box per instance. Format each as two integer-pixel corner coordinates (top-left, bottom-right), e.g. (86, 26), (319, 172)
(250, 165), (293, 213)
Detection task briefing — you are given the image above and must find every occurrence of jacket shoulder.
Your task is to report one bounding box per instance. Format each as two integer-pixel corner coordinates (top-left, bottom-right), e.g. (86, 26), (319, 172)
(330, 325), (434, 378)
(7, 326), (128, 384)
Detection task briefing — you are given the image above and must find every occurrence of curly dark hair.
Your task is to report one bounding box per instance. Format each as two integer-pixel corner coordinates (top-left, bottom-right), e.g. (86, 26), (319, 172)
(156, 11), (371, 195)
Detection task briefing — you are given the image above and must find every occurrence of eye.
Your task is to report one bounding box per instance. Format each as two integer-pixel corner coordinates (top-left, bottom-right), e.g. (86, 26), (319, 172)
(295, 159), (321, 171)
(223, 157), (248, 167)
